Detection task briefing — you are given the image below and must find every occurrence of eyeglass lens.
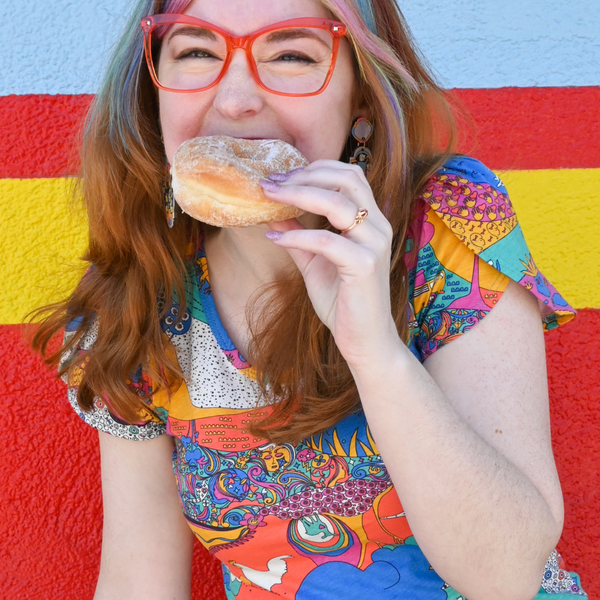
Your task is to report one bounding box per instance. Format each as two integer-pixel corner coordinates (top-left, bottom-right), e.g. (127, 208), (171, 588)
(154, 25), (335, 94)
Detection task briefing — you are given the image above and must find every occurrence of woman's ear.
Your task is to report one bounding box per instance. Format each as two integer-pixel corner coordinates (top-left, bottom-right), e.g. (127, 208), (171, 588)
(353, 105), (373, 124)
(351, 82), (373, 123)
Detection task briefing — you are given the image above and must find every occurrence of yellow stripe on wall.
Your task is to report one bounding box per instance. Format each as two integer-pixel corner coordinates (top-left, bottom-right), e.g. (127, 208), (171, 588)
(500, 169), (600, 309)
(0, 178), (88, 324)
(1, 169), (598, 324)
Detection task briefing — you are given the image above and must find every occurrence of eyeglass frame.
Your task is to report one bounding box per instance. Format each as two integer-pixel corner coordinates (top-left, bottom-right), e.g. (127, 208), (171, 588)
(140, 14), (348, 97)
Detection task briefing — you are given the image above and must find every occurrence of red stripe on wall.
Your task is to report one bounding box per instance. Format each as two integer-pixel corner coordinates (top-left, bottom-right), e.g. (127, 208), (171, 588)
(0, 94), (92, 179)
(1, 87), (599, 177)
(0, 323), (225, 600)
(453, 86), (600, 170)
(547, 309), (600, 593)
(1, 311), (598, 598)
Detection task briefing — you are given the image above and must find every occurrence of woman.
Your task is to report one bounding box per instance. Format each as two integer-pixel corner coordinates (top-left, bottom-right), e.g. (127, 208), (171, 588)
(33, 0), (586, 598)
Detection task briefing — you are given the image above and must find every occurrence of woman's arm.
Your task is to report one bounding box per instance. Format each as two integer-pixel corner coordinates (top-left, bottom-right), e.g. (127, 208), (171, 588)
(351, 279), (563, 600)
(262, 163), (563, 600)
(95, 432), (195, 600)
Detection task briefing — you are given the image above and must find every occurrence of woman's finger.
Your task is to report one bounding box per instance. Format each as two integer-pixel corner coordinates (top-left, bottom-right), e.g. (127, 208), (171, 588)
(269, 163), (373, 210)
(266, 220), (317, 273)
(261, 179), (377, 238)
(269, 163), (391, 238)
(280, 158), (370, 185)
(265, 227), (377, 276)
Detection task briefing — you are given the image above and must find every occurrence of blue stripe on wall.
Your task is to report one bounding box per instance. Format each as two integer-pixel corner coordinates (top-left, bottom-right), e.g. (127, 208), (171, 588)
(400, 0), (600, 88)
(0, 0), (134, 96)
(1, 0), (599, 95)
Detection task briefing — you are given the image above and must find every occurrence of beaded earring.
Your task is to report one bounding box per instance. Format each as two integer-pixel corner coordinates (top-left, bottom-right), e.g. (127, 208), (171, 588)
(163, 163), (178, 228)
(349, 117), (374, 175)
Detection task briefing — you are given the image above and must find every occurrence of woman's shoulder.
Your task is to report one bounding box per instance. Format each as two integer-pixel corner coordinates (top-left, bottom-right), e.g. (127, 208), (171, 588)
(417, 155), (511, 232)
(61, 315), (168, 440)
(405, 155), (575, 361)
(433, 155), (506, 187)
(412, 155), (518, 281)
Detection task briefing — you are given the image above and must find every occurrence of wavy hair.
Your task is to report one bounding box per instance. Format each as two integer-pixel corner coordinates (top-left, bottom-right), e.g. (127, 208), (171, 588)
(32, 0), (458, 442)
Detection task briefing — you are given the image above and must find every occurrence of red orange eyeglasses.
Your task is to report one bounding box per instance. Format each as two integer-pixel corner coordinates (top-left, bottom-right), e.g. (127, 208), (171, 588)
(141, 15), (347, 97)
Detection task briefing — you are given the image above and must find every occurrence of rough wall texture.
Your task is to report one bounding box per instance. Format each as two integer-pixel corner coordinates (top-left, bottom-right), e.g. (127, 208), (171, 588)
(0, 1), (598, 599)
(2, 0), (599, 94)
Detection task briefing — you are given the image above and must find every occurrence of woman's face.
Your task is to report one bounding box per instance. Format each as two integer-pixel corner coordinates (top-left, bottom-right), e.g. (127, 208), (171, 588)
(158, 0), (359, 165)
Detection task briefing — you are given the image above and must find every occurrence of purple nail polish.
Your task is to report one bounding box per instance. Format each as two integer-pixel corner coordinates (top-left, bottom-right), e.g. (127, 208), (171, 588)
(259, 179), (281, 192)
(265, 230), (283, 241)
(268, 167), (304, 182)
(268, 172), (290, 182)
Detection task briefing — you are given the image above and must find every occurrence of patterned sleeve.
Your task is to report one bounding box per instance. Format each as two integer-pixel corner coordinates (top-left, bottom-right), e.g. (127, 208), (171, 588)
(406, 156), (576, 363)
(60, 316), (168, 441)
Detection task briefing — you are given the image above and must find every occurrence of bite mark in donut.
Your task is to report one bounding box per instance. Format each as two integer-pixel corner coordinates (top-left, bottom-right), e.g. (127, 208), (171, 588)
(171, 136), (309, 227)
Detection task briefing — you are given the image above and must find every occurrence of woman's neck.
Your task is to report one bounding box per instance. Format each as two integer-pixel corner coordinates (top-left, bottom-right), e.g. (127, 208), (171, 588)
(202, 224), (295, 358)
(205, 224), (293, 287)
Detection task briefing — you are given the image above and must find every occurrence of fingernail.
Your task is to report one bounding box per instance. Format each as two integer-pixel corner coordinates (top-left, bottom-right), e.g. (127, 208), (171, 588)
(268, 167), (304, 182)
(265, 231), (283, 241)
(259, 179), (281, 192)
(268, 172), (290, 182)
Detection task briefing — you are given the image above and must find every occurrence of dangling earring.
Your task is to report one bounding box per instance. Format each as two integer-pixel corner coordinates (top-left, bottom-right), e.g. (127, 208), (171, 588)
(163, 163), (178, 228)
(349, 117), (374, 175)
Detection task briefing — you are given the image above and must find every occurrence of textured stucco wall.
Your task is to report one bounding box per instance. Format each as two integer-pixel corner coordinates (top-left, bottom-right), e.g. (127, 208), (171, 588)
(2, 0), (599, 93)
(0, 1), (598, 599)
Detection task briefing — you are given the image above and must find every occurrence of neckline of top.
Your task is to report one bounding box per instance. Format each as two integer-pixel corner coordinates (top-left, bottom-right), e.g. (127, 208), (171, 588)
(195, 235), (256, 379)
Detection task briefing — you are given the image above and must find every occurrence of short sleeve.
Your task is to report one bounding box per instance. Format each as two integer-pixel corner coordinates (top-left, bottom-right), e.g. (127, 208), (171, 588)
(406, 156), (576, 362)
(61, 316), (168, 441)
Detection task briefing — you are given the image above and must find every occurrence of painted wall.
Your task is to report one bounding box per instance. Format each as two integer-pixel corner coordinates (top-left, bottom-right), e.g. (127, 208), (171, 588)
(1, 1), (598, 598)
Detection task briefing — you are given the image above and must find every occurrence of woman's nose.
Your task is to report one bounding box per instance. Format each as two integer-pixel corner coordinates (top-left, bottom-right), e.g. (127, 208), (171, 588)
(212, 49), (264, 119)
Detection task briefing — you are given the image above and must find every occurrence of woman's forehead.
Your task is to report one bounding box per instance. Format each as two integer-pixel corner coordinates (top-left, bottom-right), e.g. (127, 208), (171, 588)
(182, 0), (333, 34)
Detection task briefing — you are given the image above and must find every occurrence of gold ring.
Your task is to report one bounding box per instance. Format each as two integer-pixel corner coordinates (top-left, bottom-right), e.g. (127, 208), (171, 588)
(341, 208), (368, 234)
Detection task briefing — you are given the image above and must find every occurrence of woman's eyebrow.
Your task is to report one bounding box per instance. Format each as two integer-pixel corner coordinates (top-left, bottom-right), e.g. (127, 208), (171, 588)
(167, 26), (220, 42)
(264, 28), (329, 49)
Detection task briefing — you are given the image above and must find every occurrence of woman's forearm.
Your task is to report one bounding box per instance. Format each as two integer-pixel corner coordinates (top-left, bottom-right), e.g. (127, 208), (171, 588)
(351, 344), (562, 600)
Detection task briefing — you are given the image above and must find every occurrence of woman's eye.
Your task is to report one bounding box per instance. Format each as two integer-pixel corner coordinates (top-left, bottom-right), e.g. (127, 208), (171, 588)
(275, 53), (316, 63)
(178, 48), (217, 60)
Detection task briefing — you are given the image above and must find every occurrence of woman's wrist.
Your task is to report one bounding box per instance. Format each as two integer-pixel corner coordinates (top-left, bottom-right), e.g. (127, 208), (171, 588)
(344, 326), (414, 389)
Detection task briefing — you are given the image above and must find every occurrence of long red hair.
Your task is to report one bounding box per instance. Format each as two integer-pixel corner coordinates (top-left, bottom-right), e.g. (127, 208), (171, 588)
(31, 0), (458, 443)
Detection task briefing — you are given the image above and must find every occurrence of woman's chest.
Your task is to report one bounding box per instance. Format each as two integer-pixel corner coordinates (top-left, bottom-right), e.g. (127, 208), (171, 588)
(166, 405), (414, 554)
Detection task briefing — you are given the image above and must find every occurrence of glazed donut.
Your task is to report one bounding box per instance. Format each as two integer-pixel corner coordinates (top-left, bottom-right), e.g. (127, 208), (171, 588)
(171, 136), (309, 227)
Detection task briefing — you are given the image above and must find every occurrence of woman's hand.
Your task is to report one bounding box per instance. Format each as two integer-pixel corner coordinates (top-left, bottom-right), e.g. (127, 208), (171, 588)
(260, 160), (400, 369)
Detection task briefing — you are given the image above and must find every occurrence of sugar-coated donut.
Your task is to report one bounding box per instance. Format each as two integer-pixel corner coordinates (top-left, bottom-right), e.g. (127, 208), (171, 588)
(171, 136), (309, 227)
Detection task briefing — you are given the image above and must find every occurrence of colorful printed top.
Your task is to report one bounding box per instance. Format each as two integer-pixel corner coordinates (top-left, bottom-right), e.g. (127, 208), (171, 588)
(63, 157), (585, 599)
